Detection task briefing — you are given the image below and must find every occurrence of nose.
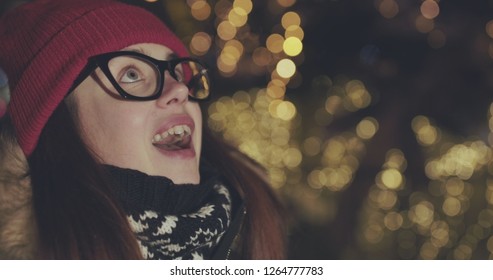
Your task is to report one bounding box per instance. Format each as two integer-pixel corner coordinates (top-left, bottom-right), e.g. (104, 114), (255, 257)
(155, 71), (189, 107)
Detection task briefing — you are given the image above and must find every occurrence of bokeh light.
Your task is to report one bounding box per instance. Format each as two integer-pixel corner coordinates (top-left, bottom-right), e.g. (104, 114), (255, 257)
(233, 0), (253, 14)
(276, 58), (297, 78)
(281, 11), (301, 29)
(420, 0), (440, 20)
(486, 20), (493, 39)
(190, 0), (211, 21)
(377, 0), (399, 19)
(217, 21), (237, 40)
(283, 37), (303, 56)
(356, 117), (379, 140)
(190, 32), (212, 55)
(267, 33), (285, 54)
(277, 0), (296, 8)
(285, 25), (304, 40)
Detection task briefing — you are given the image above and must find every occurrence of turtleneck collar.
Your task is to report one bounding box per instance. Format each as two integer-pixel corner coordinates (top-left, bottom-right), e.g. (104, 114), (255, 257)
(103, 163), (219, 215)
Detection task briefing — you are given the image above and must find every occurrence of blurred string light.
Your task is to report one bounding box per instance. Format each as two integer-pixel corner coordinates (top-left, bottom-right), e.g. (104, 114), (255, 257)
(411, 115), (441, 146)
(190, 0), (212, 20)
(198, 0), (284, 78)
(356, 108), (493, 259)
(208, 74), (377, 222)
(357, 149), (408, 252)
(277, 0), (296, 8)
(418, 1), (446, 49)
(175, 0), (343, 223)
(208, 89), (300, 189)
(186, 1), (306, 191)
(375, 0), (399, 19)
(375, 0), (446, 49)
(170, 0), (493, 259)
(485, 20), (493, 60)
(187, 0), (305, 87)
(306, 77), (376, 192)
(420, 0), (440, 20)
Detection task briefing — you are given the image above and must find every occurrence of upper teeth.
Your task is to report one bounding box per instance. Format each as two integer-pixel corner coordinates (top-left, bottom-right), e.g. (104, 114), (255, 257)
(152, 125), (191, 143)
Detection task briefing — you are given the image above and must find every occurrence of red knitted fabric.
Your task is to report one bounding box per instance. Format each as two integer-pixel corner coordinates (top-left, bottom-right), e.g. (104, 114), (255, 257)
(0, 0), (189, 156)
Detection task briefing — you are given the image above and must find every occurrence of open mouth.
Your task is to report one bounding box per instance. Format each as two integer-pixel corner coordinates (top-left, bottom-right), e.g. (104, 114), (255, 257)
(152, 124), (192, 151)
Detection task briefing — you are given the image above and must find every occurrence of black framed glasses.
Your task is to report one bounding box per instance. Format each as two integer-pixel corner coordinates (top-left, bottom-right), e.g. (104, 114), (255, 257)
(68, 51), (211, 101)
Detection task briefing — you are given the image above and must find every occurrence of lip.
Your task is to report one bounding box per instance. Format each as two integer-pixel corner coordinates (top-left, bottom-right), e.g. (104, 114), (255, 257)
(154, 114), (195, 135)
(152, 114), (196, 159)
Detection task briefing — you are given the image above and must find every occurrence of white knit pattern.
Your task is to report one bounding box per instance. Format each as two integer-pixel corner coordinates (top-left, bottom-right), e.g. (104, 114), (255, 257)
(127, 184), (232, 260)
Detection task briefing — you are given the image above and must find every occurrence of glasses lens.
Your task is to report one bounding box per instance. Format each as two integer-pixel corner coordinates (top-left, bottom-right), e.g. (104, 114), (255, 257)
(174, 60), (210, 100)
(107, 55), (159, 98)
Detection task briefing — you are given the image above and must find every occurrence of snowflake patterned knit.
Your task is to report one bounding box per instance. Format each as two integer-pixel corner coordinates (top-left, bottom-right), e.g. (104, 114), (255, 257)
(105, 165), (232, 260)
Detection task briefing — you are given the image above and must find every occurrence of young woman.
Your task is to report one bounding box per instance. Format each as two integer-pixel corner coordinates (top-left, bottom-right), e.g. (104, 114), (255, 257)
(0, 0), (286, 259)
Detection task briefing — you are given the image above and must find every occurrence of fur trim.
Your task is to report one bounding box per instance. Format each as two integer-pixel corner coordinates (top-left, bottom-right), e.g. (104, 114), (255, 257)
(0, 143), (35, 259)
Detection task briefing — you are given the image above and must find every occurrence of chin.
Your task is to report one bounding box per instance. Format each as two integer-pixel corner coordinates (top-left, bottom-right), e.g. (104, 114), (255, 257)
(167, 171), (200, 184)
(149, 157), (200, 184)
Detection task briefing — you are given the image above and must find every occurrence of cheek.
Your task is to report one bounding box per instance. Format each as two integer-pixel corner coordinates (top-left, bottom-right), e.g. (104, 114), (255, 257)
(77, 104), (114, 154)
(75, 95), (147, 158)
(87, 107), (145, 139)
(80, 109), (148, 167)
(189, 103), (203, 138)
(185, 102), (203, 160)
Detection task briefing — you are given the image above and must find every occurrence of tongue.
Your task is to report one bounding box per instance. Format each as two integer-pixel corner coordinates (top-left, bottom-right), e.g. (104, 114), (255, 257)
(154, 134), (190, 150)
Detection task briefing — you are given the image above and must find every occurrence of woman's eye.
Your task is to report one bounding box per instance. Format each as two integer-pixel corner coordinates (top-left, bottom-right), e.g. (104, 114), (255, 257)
(120, 68), (141, 83)
(175, 71), (184, 83)
(173, 65), (186, 83)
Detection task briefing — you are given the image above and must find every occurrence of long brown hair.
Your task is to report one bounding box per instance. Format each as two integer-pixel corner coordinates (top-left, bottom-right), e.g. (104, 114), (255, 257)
(1, 99), (286, 259)
(27, 102), (142, 259)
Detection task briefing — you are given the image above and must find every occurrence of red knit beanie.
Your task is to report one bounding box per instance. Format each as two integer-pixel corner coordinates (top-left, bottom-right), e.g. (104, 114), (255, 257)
(0, 0), (189, 156)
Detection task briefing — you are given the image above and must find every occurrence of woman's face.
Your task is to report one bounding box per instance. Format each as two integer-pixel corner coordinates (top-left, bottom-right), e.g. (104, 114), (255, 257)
(72, 43), (202, 184)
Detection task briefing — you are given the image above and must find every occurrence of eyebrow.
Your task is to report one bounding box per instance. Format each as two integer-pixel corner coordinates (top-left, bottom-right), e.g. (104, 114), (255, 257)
(122, 46), (178, 60)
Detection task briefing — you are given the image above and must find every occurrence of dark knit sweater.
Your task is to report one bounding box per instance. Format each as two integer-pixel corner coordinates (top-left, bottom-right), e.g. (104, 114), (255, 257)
(105, 165), (233, 260)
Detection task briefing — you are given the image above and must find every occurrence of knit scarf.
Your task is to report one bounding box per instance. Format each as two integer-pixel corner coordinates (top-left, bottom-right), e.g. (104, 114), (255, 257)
(105, 165), (232, 260)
